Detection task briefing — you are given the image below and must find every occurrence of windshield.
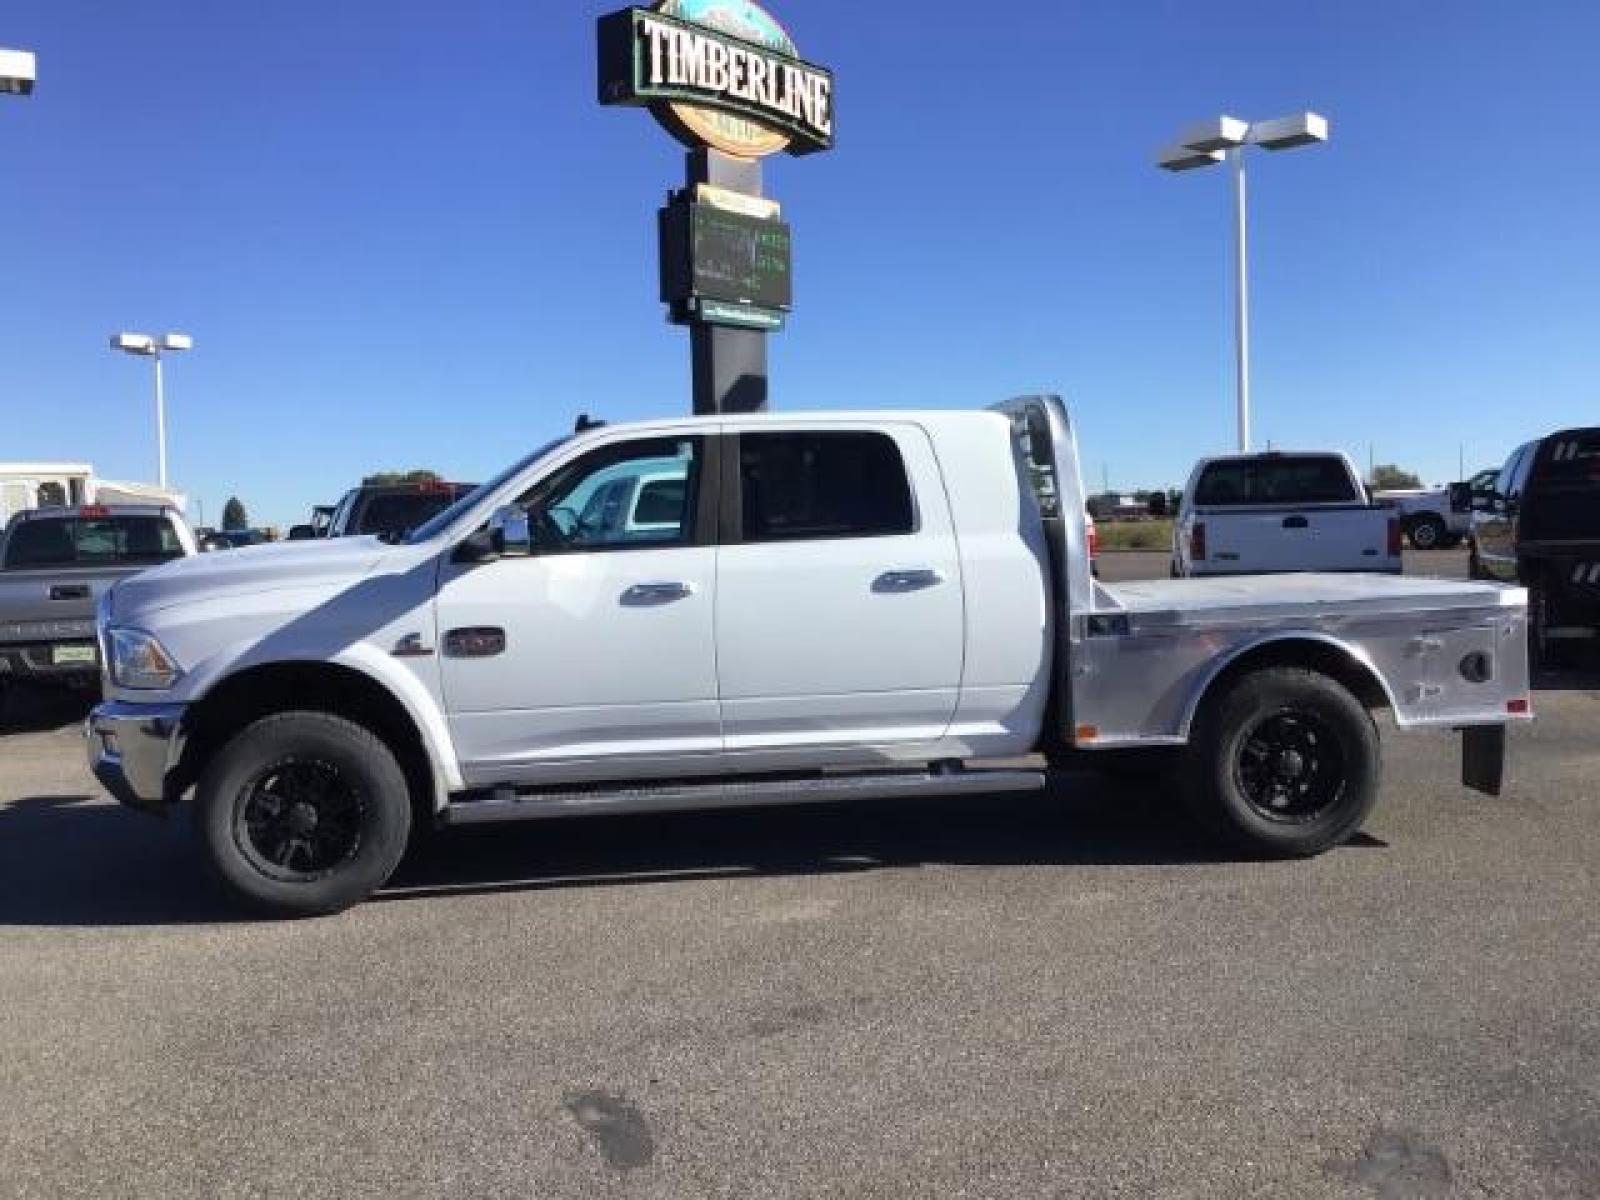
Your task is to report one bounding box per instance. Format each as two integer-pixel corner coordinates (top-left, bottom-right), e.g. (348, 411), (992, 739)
(403, 438), (570, 544)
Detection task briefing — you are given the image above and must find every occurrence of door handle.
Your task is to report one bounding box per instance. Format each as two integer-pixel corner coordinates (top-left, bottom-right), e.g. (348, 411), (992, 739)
(1282, 516), (1309, 529)
(49, 584), (90, 601)
(873, 568), (945, 593)
(622, 581), (695, 605)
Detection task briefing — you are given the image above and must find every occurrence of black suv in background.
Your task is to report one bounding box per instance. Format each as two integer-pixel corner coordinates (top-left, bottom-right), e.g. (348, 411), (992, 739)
(1457, 427), (1600, 665)
(323, 480), (476, 541)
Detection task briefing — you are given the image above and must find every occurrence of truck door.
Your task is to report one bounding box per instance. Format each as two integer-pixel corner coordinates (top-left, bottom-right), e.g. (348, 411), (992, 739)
(435, 434), (720, 785)
(714, 425), (964, 758)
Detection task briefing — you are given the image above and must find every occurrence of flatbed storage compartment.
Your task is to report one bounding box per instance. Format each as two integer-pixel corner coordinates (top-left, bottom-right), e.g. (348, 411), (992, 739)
(1068, 573), (1529, 746)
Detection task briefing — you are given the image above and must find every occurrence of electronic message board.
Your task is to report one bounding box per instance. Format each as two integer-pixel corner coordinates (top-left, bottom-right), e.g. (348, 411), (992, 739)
(660, 201), (791, 319)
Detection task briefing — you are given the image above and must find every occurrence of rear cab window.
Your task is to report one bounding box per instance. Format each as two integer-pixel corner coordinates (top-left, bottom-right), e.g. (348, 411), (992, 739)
(356, 490), (466, 539)
(1535, 431), (1600, 489)
(1194, 456), (1358, 506)
(1524, 430), (1600, 541)
(4, 515), (184, 569)
(736, 431), (915, 542)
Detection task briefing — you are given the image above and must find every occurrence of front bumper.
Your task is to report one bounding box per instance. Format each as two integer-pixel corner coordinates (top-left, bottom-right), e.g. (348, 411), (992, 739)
(85, 701), (187, 813)
(0, 640), (100, 683)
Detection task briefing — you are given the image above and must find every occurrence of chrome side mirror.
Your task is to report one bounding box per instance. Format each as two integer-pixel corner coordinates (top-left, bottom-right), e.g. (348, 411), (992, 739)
(488, 505), (533, 558)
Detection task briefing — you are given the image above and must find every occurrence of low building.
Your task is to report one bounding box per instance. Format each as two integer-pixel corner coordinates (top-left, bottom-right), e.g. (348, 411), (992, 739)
(0, 462), (188, 524)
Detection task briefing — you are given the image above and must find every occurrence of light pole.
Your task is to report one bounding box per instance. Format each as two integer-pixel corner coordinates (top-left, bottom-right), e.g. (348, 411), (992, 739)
(0, 47), (35, 96)
(1157, 112), (1328, 453)
(111, 332), (193, 488)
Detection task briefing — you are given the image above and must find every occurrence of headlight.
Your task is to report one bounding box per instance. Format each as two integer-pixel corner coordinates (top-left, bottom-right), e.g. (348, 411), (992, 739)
(106, 627), (184, 690)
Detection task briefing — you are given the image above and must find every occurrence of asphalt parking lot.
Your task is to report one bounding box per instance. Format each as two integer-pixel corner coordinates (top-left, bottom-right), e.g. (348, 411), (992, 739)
(3, 548), (1597, 1198)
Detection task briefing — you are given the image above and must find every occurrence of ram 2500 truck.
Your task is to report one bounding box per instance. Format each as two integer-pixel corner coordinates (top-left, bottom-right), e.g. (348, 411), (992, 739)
(0, 505), (194, 706)
(1174, 451), (1402, 577)
(87, 398), (1529, 917)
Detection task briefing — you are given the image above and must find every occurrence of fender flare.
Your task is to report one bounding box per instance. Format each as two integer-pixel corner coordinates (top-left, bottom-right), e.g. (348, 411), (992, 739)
(182, 647), (466, 808)
(1175, 631), (1399, 741)
(328, 642), (466, 802)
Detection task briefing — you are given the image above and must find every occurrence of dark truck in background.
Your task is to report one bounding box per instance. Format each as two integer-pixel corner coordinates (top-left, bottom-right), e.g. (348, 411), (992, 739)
(0, 505), (196, 706)
(1457, 427), (1600, 666)
(289, 481), (477, 542)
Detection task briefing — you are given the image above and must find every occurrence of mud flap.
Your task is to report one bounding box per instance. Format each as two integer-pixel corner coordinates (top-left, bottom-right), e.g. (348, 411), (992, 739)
(1460, 725), (1506, 796)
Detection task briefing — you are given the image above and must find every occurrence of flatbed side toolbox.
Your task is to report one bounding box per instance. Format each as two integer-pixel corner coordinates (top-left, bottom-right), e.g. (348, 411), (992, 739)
(1461, 724), (1507, 797)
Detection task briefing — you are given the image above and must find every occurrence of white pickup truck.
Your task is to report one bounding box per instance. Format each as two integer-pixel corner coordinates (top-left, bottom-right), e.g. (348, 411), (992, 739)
(1372, 487), (1469, 550)
(87, 398), (1529, 917)
(1173, 452), (1402, 577)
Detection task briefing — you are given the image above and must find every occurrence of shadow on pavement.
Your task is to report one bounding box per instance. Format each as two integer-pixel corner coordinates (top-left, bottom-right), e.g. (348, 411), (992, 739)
(0, 793), (236, 926)
(0, 775), (1390, 927)
(0, 686), (96, 735)
(379, 774), (1378, 905)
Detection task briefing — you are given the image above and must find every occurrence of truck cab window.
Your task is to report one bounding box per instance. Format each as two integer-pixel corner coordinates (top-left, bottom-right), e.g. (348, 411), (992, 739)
(519, 437), (701, 552)
(1195, 456), (1356, 506)
(737, 431), (915, 542)
(5, 516), (183, 568)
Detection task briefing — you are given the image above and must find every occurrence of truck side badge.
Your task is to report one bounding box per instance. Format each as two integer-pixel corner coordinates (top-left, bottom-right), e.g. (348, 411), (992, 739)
(392, 633), (434, 658)
(444, 627), (506, 658)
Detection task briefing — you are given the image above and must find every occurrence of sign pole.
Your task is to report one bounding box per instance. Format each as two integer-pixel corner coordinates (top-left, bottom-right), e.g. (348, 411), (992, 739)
(687, 148), (767, 415)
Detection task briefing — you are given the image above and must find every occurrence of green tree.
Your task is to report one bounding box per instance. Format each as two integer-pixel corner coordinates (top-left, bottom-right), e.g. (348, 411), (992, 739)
(222, 496), (249, 530)
(1369, 464), (1423, 490)
(362, 469), (442, 486)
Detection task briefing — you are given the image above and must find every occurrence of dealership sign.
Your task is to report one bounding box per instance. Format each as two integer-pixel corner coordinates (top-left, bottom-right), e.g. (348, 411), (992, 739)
(598, 1), (834, 158)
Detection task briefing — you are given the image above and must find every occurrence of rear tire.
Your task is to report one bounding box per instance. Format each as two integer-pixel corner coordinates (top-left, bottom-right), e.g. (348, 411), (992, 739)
(193, 711), (412, 917)
(1183, 668), (1380, 857)
(1408, 515), (1446, 551)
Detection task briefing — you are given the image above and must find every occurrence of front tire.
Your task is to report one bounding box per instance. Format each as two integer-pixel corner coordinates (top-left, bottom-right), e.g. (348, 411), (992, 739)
(1183, 668), (1380, 857)
(194, 711), (412, 917)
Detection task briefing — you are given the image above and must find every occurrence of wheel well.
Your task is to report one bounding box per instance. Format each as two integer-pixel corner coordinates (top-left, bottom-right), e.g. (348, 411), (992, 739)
(1193, 639), (1392, 729)
(172, 662), (435, 817)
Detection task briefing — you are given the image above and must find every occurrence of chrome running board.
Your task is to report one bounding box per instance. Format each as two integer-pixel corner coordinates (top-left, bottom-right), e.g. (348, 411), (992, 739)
(442, 768), (1045, 826)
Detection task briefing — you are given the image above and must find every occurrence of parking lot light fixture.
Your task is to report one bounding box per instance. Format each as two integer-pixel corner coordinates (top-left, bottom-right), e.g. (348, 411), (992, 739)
(1156, 144), (1226, 172)
(0, 48), (35, 97)
(111, 331), (194, 488)
(1156, 111), (1329, 454)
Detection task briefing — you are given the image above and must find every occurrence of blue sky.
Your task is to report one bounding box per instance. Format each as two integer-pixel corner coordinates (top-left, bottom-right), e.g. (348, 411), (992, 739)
(3, 1), (1597, 526)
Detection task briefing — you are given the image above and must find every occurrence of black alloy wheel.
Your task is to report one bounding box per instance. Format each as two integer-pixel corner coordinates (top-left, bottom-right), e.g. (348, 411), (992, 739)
(194, 711), (412, 917)
(235, 758), (366, 882)
(1183, 666), (1380, 857)
(1233, 711), (1346, 824)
